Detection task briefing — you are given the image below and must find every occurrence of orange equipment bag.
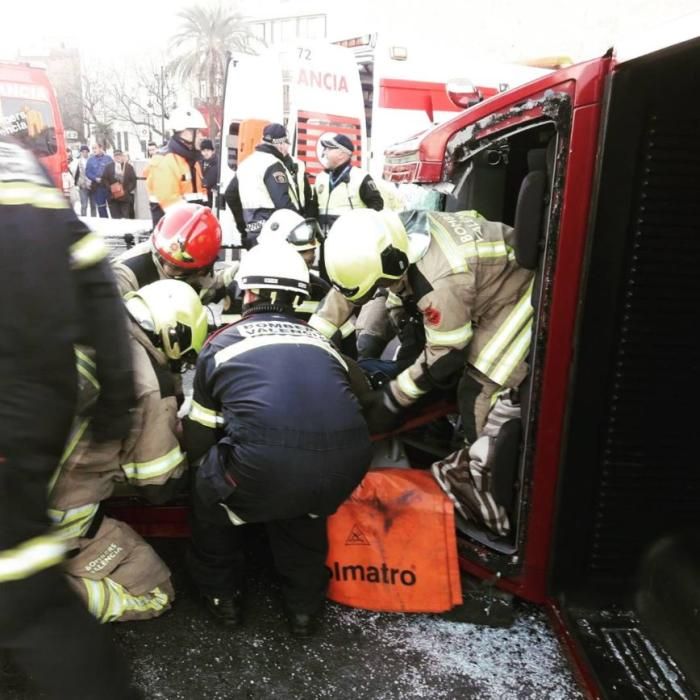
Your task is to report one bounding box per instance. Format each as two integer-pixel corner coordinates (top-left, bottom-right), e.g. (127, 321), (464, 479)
(326, 468), (462, 613)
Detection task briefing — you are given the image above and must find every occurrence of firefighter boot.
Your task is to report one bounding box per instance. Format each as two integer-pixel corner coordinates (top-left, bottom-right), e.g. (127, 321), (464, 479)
(203, 591), (243, 626)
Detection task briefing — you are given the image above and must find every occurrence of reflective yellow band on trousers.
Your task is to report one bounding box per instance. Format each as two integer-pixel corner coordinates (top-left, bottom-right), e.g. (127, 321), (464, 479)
(82, 578), (171, 623)
(0, 534), (66, 582)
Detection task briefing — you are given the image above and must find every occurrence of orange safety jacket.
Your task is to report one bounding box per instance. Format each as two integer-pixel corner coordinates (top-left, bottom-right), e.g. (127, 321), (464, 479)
(146, 151), (206, 212)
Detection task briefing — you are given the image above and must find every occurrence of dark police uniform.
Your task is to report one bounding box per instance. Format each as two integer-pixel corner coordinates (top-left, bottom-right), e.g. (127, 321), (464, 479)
(0, 139), (136, 698)
(184, 311), (372, 615)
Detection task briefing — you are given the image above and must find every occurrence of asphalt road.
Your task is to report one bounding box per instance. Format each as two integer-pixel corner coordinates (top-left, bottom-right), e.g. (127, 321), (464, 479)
(2, 535), (581, 700)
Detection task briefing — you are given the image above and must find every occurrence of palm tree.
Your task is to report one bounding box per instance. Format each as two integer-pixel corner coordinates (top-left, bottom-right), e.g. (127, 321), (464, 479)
(168, 2), (262, 140)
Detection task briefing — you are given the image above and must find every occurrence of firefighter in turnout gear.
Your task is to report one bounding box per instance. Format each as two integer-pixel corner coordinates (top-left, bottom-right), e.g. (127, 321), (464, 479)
(50, 280), (208, 622)
(145, 105), (208, 226)
(222, 123), (314, 249)
(313, 209), (534, 441)
(183, 241), (372, 637)
(315, 132), (384, 234)
(112, 202), (238, 305)
(0, 137), (137, 698)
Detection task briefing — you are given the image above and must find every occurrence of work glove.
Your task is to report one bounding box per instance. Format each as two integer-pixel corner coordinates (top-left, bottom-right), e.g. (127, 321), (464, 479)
(363, 388), (403, 435)
(91, 399), (134, 444)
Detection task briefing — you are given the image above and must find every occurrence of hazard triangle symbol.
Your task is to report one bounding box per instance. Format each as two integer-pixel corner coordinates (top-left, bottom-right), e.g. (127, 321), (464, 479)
(345, 523), (370, 546)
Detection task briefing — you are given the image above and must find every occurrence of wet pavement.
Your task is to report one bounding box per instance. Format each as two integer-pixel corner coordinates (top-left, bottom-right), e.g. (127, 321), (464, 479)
(2, 535), (582, 699)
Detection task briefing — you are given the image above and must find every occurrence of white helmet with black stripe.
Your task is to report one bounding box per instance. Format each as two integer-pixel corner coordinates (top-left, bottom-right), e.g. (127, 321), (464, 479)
(235, 242), (310, 300)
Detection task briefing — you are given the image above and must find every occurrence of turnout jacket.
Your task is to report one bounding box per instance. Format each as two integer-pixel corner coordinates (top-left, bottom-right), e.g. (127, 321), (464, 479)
(310, 211), (535, 408)
(184, 311), (371, 523)
(112, 240), (238, 304)
(315, 163), (383, 232)
(0, 138), (134, 580)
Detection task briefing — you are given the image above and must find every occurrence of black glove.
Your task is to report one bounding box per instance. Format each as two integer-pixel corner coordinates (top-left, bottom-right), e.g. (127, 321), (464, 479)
(363, 389), (402, 435)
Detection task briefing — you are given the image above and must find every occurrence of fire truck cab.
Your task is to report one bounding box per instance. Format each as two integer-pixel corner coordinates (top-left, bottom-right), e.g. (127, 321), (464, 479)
(384, 31), (700, 699)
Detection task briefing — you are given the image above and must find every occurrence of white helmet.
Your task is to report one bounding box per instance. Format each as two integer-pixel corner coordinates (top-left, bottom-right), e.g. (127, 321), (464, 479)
(259, 210), (322, 252)
(168, 106), (207, 132)
(125, 279), (208, 361)
(235, 242), (310, 298)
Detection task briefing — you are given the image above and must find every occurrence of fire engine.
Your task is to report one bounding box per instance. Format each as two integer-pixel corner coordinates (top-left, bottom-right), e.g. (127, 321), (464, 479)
(0, 61), (69, 192)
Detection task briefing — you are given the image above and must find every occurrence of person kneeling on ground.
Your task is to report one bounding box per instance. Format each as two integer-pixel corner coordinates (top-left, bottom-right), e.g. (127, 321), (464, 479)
(49, 280), (208, 622)
(183, 241), (373, 637)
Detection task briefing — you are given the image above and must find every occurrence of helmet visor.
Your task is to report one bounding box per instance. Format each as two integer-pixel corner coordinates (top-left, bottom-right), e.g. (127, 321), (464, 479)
(288, 218), (324, 247)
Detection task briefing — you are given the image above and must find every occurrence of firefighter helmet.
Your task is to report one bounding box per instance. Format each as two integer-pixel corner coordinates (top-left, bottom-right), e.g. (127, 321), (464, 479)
(125, 280), (208, 361)
(259, 210), (322, 252)
(168, 105), (207, 132)
(236, 242), (310, 298)
(151, 203), (222, 271)
(324, 209), (409, 302)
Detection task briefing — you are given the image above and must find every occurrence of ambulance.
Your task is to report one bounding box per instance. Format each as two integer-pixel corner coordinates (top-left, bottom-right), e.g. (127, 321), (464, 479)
(0, 61), (69, 192)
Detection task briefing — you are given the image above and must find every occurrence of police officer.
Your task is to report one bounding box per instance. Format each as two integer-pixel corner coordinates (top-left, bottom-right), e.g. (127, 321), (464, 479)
(311, 209), (534, 443)
(51, 280), (208, 622)
(146, 105), (208, 226)
(183, 242), (372, 636)
(223, 123), (313, 248)
(112, 202), (237, 305)
(0, 137), (137, 698)
(314, 132), (384, 234)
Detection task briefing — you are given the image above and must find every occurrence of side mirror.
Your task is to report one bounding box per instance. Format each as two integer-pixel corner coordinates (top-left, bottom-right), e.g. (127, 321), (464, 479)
(446, 79), (483, 109)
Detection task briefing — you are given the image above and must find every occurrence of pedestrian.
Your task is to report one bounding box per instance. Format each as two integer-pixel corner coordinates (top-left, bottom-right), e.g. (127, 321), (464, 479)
(314, 132), (384, 234)
(0, 135), (138, 698)
(111, 202), (237, 304)
(183, 242), (372, 636)
(222, 123), (312, 249)
(145, 105), (207, 226)
(147, 141), (159, 158)
(50, 280), (208, 622)
(199, 138), (218, 209)
(85, 141), (113, 218)
(102, 149), (137, 219)
(74, 144), (95, 216)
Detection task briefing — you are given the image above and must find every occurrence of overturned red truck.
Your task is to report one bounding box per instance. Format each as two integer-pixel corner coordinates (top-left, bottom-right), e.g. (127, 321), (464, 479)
(382, 32), (699, 699)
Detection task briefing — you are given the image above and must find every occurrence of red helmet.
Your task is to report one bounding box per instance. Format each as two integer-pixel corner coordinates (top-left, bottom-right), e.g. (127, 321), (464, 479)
(152, 204), (222, 270)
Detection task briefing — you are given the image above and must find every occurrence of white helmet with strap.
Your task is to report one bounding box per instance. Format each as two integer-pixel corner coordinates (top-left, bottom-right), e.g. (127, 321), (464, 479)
(236, 242), (310, 299)
(259, 209), (322, 252)
(168, 105), (206, 132)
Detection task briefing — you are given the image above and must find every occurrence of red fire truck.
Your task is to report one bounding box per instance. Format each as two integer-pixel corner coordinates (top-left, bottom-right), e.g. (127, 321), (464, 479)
(382, 30), (700, 699)
(0, 61), (69, 191)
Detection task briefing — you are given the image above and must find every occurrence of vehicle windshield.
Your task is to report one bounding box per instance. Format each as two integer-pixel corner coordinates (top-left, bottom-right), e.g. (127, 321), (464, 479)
(0, 85), (57, 157)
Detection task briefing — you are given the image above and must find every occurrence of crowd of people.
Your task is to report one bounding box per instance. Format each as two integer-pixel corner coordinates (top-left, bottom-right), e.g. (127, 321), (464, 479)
(1, 113), (535, 696)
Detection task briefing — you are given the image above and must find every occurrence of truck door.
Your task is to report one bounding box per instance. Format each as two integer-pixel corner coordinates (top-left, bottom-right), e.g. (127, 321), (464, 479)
(549, 36), (700, 699)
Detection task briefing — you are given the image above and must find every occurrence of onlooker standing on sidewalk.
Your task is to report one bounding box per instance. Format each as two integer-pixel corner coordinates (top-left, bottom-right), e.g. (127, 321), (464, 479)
(74, 145), (95, 216)
(103, 149), (137, 219)
(86, 142), (113, 218)
(199, 138), (218, 209)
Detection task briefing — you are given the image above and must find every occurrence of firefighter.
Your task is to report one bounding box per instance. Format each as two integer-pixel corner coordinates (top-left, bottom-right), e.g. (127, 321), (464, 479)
(50, 280), (208, 622)
(314, 132), (384, 234)
(183, 242), (372, 637)
(222, 123), (313, 249)
(112, 202), (237, 305)
(312, 208), (534, 442)
(0, 137), (137, 698)
(146, 105), (207, 226)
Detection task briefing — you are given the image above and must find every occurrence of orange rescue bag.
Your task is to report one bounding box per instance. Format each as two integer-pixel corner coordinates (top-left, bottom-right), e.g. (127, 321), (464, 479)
(326, 468), (462, 613)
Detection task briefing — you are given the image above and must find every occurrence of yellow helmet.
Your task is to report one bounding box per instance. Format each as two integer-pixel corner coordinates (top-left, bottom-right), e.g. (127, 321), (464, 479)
(125, 279), (208, 361)
(324, 209), (409, 302)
